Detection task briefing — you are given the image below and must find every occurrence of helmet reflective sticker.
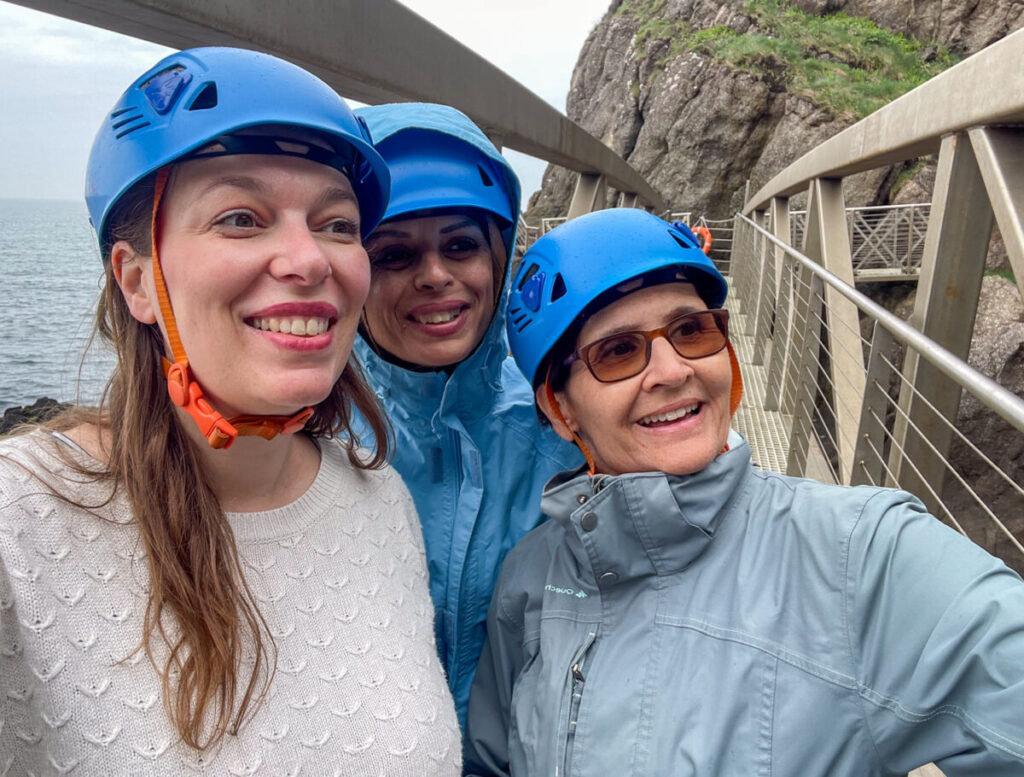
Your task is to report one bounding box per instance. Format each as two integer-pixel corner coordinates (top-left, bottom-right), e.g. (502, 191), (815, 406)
(141, 66), (191, 114)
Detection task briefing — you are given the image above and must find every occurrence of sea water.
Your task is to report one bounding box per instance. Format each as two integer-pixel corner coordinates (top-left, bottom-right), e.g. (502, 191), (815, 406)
(0, 198), (115, 412)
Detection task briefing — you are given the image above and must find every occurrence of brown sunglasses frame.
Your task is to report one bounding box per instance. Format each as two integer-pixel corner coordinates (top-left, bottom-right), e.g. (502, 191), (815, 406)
(564, 308), (730, 383)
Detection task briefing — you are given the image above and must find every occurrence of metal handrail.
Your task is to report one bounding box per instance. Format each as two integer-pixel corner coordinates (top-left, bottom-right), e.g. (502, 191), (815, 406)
(737, 212), (1024, 434)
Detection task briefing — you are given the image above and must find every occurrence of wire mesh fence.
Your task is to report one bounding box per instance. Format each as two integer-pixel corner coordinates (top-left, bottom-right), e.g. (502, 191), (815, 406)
(790, 204), (929, 280)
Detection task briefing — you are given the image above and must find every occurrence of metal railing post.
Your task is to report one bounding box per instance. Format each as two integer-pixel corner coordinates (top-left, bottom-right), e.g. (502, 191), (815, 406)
(803, 179), (865, 484)
(889, 133), (994, 511)
(851, 321), (898, 487)
(786, 271), (826, 478)
(969, 126), (1024, 301)
(567, 172), (606, 219)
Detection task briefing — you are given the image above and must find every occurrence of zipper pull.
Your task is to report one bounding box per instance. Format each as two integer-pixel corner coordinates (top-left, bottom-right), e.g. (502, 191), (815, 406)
(571, 663), (585, 684)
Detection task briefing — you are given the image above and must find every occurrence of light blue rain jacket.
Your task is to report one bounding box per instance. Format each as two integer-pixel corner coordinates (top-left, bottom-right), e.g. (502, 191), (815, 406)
(352, 103), (583, 727)
(466, 430), (1024, 776)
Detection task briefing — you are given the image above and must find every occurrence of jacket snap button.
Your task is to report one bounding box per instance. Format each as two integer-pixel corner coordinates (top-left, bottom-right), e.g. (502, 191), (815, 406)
(580, 512), (598, 531)
(599, 571), (618, 584)
(576, 494), (588, 505)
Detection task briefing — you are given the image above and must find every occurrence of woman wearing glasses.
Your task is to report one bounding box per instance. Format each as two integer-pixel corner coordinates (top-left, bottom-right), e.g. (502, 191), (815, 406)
(465, 208), (1024, 776)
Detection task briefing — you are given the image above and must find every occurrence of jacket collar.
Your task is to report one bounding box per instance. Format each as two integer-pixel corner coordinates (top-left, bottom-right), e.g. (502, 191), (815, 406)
(541, 431), (751, 582)
(355, 308), (511, 426)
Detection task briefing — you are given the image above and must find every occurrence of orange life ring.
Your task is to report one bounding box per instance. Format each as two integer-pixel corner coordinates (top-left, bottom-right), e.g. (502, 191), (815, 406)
(693, 225), (713, 255)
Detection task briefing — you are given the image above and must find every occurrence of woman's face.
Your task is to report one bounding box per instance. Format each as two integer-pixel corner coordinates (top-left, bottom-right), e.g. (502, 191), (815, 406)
(546, 282), (733, 477)
(115, 153), (370, 419)
(362, 214), (497, 368)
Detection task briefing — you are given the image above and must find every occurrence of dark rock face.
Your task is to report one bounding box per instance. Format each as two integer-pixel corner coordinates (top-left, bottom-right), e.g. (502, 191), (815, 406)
(0, 398), (68, 436)
(526, 0), (1024, 220)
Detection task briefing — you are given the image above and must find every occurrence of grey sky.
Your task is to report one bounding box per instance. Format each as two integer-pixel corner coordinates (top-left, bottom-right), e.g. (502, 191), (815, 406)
(0, 0), (608, 206)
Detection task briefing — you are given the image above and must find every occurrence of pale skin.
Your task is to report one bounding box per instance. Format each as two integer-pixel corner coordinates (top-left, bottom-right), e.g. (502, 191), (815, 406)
(537, 282), (733, 477)
(68, 154), (370, 512)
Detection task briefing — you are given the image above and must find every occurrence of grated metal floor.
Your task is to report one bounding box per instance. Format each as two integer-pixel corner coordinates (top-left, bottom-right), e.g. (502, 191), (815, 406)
(726, 285), (792, 474)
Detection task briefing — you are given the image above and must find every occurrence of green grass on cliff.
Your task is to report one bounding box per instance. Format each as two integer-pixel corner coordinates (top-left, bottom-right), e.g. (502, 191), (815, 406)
(617, 0), (957, 120)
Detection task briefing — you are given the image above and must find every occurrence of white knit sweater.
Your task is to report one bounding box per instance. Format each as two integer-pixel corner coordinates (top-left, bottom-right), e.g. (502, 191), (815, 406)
(0, 431), (461, 776)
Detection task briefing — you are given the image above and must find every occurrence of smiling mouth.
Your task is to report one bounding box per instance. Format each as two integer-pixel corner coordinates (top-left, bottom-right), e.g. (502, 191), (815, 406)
(411, 307), (466, 325)
(248, 316), (330, 336)
(638, 403), (700, 426)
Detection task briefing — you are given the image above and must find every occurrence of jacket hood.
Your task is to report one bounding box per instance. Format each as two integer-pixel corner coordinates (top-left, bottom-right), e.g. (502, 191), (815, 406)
(353, 103), (523, 409)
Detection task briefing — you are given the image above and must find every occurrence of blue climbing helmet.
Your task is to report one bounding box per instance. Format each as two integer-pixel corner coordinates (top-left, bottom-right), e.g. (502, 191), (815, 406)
(373, 129), (515, 226)
(354, 103), (518, 254)
(507, 208), (728, 388)
(85, 46), (390, 254)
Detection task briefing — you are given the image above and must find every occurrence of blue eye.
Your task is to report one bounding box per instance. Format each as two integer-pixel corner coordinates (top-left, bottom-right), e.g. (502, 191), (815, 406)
(324, 218), (359, 237)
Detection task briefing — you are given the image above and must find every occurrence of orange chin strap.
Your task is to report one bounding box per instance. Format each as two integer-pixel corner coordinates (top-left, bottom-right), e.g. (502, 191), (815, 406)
(150, 168), (313, 450)
(544, 363), (598, 475)
(543, 339), (746, 476)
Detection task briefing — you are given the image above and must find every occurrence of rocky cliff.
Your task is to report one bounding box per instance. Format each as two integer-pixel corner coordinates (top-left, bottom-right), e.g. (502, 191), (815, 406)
(526, 0), (1024, 219)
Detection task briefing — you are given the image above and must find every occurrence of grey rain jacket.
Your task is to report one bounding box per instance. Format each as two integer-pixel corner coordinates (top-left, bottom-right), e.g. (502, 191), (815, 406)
(465, 430), (1024, 776)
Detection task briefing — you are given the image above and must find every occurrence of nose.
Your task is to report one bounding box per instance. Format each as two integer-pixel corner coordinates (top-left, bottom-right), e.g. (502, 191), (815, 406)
(413, 250), (454, 290)
(268, 217), (333, 286)
(640, 335), (694, 391)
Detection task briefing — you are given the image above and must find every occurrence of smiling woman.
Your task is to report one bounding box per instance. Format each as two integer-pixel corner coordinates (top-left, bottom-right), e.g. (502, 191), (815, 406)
(465, 208), (1024, 777)
(0, 47), (461, 775)
(351, 103), (582, 727)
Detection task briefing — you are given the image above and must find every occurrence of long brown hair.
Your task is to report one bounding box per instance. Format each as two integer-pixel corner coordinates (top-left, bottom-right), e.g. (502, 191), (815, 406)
(49, 172), (391, 749)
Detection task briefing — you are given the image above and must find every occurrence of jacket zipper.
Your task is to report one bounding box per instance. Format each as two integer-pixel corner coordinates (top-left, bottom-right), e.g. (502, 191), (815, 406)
(559, 630), (597, 777)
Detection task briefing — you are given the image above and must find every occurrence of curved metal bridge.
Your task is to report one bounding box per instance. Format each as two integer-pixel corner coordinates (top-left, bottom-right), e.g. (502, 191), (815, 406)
(11, 4), (1024, 774)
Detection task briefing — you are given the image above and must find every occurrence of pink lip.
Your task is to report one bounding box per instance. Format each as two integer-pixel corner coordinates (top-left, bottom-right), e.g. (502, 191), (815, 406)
(247, 301), (339, 319)
(257, 329), (335, 351)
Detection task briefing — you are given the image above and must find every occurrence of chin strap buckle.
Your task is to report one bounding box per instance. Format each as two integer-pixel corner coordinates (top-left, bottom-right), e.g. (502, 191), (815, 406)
(227, 407), (315, 441)
(164, 360), (239, 449)
(163, 359), (314, 448)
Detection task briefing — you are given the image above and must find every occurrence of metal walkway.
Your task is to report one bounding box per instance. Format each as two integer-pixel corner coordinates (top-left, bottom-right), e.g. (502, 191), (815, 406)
(726, 291), (791, 474)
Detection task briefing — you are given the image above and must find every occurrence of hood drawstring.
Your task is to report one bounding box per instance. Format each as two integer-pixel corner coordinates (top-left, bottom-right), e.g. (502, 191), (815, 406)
(150, 168), (313, 449)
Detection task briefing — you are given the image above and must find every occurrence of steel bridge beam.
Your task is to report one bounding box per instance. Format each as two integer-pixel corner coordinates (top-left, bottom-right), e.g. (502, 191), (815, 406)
(9, 0), (667, 212)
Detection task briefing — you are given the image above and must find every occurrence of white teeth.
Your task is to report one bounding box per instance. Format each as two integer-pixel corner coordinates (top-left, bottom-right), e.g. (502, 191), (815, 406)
(638, 404), (700, 426)
(251, 317), (328, 336)
(414, 309), (460, 325)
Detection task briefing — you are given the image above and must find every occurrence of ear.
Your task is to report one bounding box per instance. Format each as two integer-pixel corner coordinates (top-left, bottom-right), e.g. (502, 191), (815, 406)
(111, 241), (158, 325)
(535, 383), (577, 443)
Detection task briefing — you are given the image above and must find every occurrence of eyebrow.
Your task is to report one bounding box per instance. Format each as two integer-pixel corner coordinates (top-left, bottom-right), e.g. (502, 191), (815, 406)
(199, 175), (269, 198)
(440, 218), (480, 234)
(588, 304), (703, 340)
(197, 179), (356, 209)
(315, 186), (358, 208)
(365, 217), (482, 243)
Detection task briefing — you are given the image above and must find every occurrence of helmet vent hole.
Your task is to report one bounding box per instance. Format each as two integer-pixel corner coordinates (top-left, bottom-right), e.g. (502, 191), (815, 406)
(669, 228), (699, 251)
(187, 82), (218, 111)
(517, 263), (540, 291)
(477, 164), (494, 187)
(111, 112), (150, 139)
(550, 273), (567, 302)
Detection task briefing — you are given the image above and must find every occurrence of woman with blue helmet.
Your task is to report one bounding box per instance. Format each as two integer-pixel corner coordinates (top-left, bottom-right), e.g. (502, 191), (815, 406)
(0, 49), (460, 774)
(352, 103), (581, 726)
(465, 208), (1024, 776)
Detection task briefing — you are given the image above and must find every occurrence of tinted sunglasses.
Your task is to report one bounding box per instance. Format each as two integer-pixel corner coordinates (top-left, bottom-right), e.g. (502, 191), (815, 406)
(563, 309), (730, 383)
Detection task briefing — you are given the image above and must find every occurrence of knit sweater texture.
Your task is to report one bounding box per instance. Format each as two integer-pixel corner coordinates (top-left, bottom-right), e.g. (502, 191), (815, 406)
(0, 431), (461, 776)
